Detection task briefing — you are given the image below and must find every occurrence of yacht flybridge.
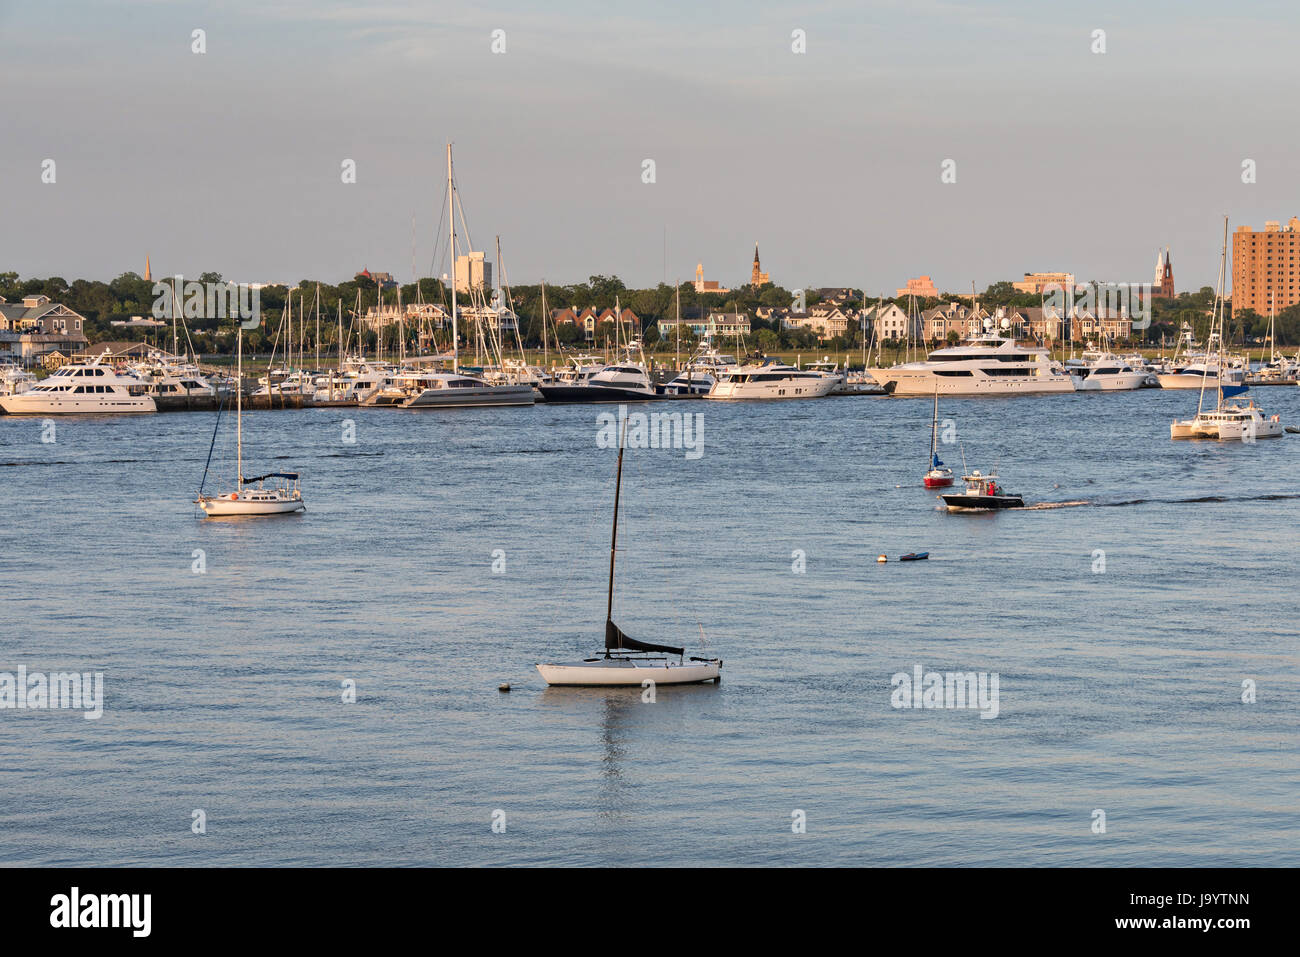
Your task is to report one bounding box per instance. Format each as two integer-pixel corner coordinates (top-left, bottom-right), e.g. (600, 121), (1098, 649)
(866, 333), (1075, 396)
(536, 422), (722, 687)
(0, 353), (156, 414)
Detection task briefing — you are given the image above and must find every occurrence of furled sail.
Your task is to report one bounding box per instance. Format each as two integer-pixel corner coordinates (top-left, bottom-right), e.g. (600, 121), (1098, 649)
(606, 618), (683, 657)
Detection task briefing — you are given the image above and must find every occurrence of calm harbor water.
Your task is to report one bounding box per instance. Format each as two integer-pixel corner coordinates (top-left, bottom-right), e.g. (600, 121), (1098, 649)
(1, 388), (1297, 866)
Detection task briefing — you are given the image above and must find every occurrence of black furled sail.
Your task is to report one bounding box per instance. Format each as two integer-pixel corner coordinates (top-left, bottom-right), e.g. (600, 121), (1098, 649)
(604, 418), (683, 659)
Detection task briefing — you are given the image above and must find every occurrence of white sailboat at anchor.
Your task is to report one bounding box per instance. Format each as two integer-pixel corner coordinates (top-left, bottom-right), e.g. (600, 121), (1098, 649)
(195, 323), (306, 516)
(536, 423), (722, 686)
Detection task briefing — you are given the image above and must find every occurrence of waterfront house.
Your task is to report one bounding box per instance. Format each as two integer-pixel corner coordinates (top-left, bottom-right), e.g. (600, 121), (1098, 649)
(0, 295), (90, 366)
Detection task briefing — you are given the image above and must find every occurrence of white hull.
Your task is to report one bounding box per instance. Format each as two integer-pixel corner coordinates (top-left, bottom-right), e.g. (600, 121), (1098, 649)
(198, 495), (305, 516)
(1156, 373), (1239, 390)
(0, 393), (155, 414)
(705, 377), (836, 400)
(1171, 419), (1284, 440)
(866, 368), (1074, 396)
(1075, 371), (1149, 391)
(536, 657), (721, 686)
(403, 383), (534, 408)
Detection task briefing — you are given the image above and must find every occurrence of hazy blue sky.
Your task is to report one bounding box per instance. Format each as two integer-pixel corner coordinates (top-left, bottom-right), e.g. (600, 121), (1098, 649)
(4, 0), (1300, 292)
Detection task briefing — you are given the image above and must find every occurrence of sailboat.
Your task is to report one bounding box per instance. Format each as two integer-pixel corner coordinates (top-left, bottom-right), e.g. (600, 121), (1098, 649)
(1172, 217), (1284, 441)
(195, 323), (305, 516)
(536, 422), (722, 686)
(923, 388), (954, 487)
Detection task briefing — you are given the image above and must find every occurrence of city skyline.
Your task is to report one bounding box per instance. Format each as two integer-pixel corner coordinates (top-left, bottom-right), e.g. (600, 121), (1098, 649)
(5, 1), (1300, 292)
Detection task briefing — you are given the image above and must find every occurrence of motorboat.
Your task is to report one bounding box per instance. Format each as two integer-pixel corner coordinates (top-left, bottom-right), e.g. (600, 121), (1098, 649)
(0, 353), (155, 414)
(940, 470), (1023, 511)
(704, 359), (837, 400)
(867, 333), (1075, 396)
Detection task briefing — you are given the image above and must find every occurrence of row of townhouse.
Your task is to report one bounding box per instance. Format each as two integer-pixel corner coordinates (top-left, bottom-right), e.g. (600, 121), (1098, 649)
(867, 300), (1134, 344)
(657, 312), (751, 339)
(550, 307), (640, 339)
(0, 295), (91, 366)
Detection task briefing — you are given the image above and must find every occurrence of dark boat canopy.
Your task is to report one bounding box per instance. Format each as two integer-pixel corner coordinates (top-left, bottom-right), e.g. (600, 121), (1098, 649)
(606, 618), (683, 657)
(242, 472), (299, 484)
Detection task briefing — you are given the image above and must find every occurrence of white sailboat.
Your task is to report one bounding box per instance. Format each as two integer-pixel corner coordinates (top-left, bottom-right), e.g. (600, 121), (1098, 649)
(195, 324), (305, 516)
(1172, 217), (1284, 441)
(536, 422), (722, 687)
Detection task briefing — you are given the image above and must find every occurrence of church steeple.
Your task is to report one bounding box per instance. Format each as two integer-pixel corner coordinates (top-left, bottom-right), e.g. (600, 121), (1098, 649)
(751, 242), (769, 286)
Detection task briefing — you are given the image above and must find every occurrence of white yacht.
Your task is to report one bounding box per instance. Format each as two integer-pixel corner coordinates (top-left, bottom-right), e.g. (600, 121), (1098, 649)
(705, 360), (837, 400)
(1157, 358), (1245, 391)
(0, 354), (155, 414)
(365, 369), (534, 408)
(866, 334), (1075, 396)
(0, 363), (36, 397)
(1066, 349), (1151, 391)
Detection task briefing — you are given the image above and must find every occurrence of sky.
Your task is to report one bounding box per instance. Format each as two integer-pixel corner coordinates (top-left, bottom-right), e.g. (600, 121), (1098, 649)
(3, 0), (1300, 293)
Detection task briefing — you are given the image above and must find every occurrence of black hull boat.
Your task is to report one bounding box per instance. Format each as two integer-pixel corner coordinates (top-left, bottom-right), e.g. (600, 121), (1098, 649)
(940, 493), (1023, 511)
(537, 384), (663, 404)
(941, 469), (1023, 511)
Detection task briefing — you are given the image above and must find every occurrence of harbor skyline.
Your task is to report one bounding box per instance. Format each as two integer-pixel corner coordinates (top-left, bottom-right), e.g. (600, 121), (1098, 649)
(6, 1), (1300, 290)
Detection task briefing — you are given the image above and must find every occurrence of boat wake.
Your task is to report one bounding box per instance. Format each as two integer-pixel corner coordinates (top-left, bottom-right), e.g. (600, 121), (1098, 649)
(1022, 493), (1300, 510)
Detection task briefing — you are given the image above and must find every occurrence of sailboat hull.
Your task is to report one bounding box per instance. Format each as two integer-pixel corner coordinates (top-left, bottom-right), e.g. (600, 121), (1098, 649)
(536, 658), (721, 686)
(198, 496), (305, 516)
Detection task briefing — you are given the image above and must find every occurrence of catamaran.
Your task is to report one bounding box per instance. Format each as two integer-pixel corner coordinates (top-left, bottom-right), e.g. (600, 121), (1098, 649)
(1171, 217), (1284, 441)
(195, 324), (305, 516)
(536, 422), (722, 687)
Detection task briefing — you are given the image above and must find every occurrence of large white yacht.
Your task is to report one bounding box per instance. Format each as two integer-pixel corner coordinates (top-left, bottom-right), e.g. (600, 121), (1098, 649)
(705, 360), (837, 400)
(364, 368), (534, 408)
(866, 333), (1075, 396)
(0, 354), (156, 414)
(1156, 359), (1245, 391)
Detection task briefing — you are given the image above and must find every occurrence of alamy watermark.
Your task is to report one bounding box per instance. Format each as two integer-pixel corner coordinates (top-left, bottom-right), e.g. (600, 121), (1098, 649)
(597, 405), (703, 459)
(153, 274), (260, 329)
(890, 664), (999, 719)
(1, 666), (103, 719)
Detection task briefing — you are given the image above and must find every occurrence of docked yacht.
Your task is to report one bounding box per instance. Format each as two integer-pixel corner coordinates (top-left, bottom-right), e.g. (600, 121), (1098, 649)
(0, 363), (36, 397)
(370, 368), (534, 408)
(538, 362), (661, 403)
(1066, 350), (1151, 391)
(866, 334), (1075, 396)
(705, 360), (837, 400)
(0, 354), (155, 414)
(657, 348), (739, 396)
(1156, 359), (1245, 391)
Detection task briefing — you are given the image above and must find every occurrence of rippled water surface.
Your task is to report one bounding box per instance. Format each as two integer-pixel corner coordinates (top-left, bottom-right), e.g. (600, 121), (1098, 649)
(1, 387), (1296, 866)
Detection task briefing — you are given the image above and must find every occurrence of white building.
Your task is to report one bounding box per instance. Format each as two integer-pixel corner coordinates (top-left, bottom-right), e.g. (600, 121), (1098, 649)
(454, 252), (492, 295)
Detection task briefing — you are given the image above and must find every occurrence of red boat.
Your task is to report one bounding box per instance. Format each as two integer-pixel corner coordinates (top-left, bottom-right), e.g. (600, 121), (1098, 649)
(922, 389), (954, 488)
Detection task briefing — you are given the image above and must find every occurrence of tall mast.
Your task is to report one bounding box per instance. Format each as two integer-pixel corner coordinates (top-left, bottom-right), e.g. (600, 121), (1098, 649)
(541, 279), (549, 369)
(607, 419), (627, 627)
(315, 284), (321, 370)
(1199, 215), (1228, 415)
(236, 323), (243, 485)
(447, 142), (459, 374)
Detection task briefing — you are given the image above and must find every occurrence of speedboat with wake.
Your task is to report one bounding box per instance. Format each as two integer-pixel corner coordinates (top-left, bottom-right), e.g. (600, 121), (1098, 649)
(940, 470), (1023, 511)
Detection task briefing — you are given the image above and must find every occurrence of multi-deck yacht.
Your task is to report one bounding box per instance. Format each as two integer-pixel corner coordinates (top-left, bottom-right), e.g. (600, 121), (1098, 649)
(705, 360), (837, 400)
(866, 334), (1075, 396)
(0, 353), (155, 414)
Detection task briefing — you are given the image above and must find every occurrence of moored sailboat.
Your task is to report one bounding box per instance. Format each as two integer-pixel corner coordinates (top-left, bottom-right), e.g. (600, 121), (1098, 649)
(923, 388), (954, 488)
(195, 323), (305, 517)
(536, 423), (722, 687)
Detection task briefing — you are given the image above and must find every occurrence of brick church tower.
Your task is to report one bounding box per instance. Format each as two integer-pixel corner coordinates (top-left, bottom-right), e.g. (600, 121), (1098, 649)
(1154, 247), (1175, 298)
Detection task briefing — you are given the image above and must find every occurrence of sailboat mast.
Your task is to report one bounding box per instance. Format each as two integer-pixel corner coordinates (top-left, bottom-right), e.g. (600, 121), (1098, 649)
(447, 143), (459, 374)
(607, 421), (626, 626)
(236, 323), (243, 485)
